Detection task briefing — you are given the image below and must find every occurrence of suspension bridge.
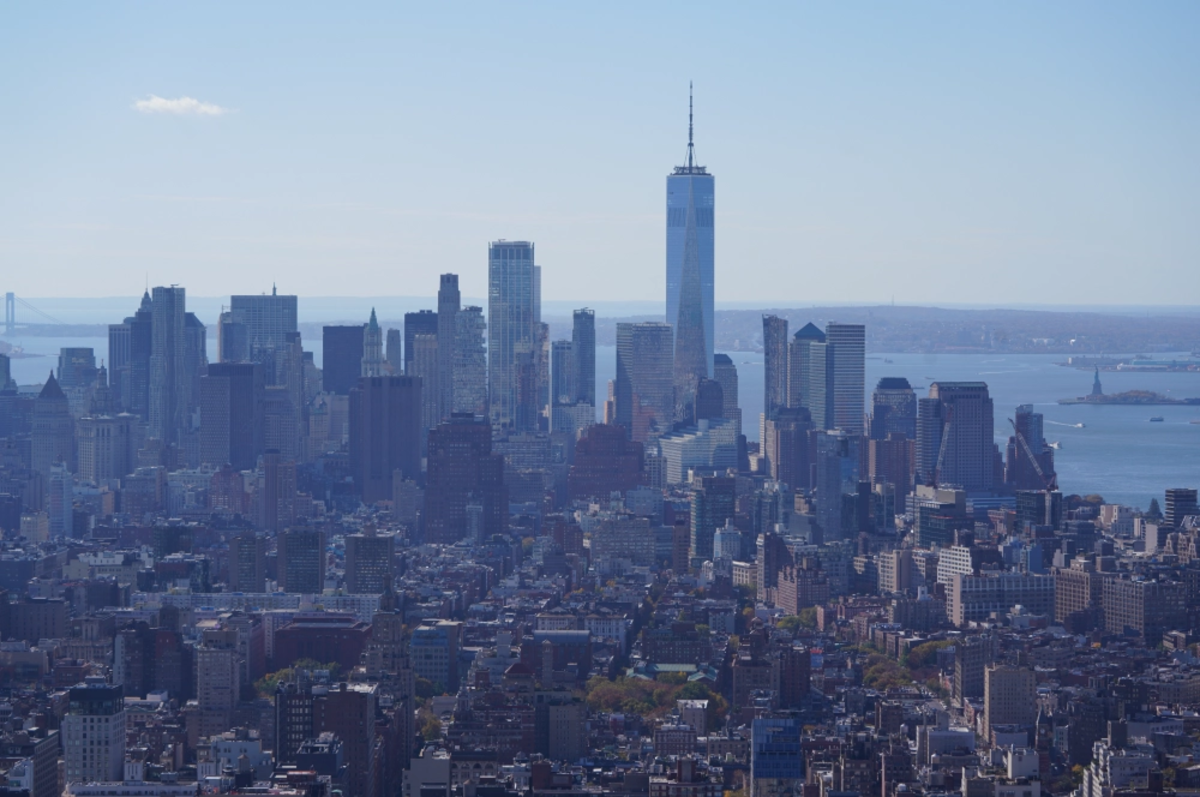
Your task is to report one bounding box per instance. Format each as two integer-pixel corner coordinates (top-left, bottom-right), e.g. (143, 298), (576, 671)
(3, 292), (68, 335)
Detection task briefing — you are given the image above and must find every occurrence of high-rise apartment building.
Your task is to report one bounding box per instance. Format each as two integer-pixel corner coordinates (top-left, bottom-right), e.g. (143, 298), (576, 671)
(825, 323), (865, 435)
(229, 532), (267, 592)
(983, 665), (1036, 736)
(788, 323), (828, 428)
(762, 315), (789, 423)
(348, 376), (422, 504)
(666, 87), (715, 385)
(488, 240), (540, 430)
(424, 414), (507, 545)
(200, 363), (265, 471)
(915, 382), (996, 492)
(322, 325), (365, 396)
(615, 322), (674, 442)
(437, 274), (460, 423)
(361, 308), (384, 378)
(871, 377), (916, 440)
(277, 527), (326, 593)
(453, 306), (487, 415)
(63, 679), (125, 784)
(1165, 488), (1198, 529)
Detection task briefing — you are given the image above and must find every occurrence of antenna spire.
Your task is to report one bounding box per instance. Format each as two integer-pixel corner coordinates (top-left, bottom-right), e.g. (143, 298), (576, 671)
(687, 81), (694, 169)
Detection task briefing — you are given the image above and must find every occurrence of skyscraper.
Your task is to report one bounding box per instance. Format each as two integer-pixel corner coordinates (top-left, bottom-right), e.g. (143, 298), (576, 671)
(915, 382), (996, 492)
(63, 680), (125, 784)
(200, 363), (266, 471)
(712, 353), (741, 431)
(453, 306), (487, 415)
(1007, 403), (1055, 491)
(551, 340), (575, 408)
(572, 308), (596, 408)
(108, 291), (153, 417)
(424, 414), (507, 545)
(277, 527), (326, 593)
(762, 315), (789, 423)
(788, 323), (828, 428)
(667, 85), (715, 387)
(690, 475), (735, 565)
(31, 373), (75, 483)
(149, 286), (188, 447)
(230, 287), (298, 364)
(488, 240), (539, 430)
(815, 429), (860, 541)
(437, 274), (460, 423)
(403, 310), (438, 376)
(870, 377), (917, 440)
(385, 328), (403, 374)
(349, 376), (423, 504)
(615, 322), (674, 442)
(322, 325), (365, 396)
(361, 308), (384, 378)
(408, 334), (440, 439)
(825, 323), (865, 435)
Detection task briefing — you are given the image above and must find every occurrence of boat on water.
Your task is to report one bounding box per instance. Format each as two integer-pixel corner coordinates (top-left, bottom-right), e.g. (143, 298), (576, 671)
(883, 358), (894, 364)
(1074, 423), (1086, 428)
(1149, 416), (1165, 422)
(1048, 441), (1062, 450)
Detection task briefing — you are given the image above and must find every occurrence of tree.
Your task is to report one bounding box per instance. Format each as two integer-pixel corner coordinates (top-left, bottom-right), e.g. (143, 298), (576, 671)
(796, 607), (818, 629)
(420, 711), (442, 742)
(777, 615), (802, 633)
(1147, 498), (1163, 519)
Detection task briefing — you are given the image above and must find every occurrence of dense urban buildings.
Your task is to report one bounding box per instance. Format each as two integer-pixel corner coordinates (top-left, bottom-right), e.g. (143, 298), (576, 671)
(0, 89), (1196, 797)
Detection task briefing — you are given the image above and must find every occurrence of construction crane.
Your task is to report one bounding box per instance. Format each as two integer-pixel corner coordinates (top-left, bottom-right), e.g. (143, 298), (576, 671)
(931, 407), (953, 488)
(1009, 417), (1057, 491)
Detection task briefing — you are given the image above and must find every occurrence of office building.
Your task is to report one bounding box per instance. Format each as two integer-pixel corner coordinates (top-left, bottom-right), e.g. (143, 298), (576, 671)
(403, 309), (438, 376)
(361, 308), (384, 378)
(407, 334), (440, 438)
(349, 376), (422, 504)
(57, 347), (97, 390)
(322, 325), (365, 395)
(410, 620), (462, 692)
(345, 528), (395, 594)
(0, 352), (12, 391)
(763, 407), (813, 490)
(437, 274), (460, 422)
(825, 322), (865, 434)
(656, 419), (739, 485)
(31, 372), (75, 481)
(452, 305), (487, 415)
(277, 527), (326, 593)
(751, 718), (803, 797)
(108, 291), (153, 417)
(948, 571), (1055, 626)
(1007, 404), (1056, 490)
(615, 322), (674, 442)
(567, 424), (645, 502)
(870, 377), (916, 440)
(573, 308), (596, 407)
(690, 475), (735, 564)
(229, 532), (267, 593)
(788, 322), (828, 428)
(488, 240), (540, 430)
(424, 414), (507, 544)
(666, 86), (715, 382)
(386, 328), (402, 373)
(869, 432), (914, 499)
(983, 665), (1036, 736)
(551, 339), (575, 408)
(63, 679), (125, 784)
(217, 309), (248, 363)
(762, 315), (789, 422)
(1165, 488), (1198, 529)
(148, 286), (205, 451)
(200, 362), (265, 471)
(954, 634), (996, 705)
(712, 353), (741, 430)
(77, 414), (134, 484)
(916, 382), (996, 492)
(1102, 576), (1186, 644)
(229, 287), (298, 363)
(815, 430), (859, 541)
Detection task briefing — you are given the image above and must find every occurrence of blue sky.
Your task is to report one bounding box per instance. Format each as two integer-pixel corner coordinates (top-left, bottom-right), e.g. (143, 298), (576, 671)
(1, 2), (1198, 305)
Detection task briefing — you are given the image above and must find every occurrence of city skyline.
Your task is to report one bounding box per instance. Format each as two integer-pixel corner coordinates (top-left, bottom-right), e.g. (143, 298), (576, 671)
(3, 3), (1199, 304)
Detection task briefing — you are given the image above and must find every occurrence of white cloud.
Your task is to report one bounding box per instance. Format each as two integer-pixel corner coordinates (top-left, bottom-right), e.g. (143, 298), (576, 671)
(133, 95), (230, 116)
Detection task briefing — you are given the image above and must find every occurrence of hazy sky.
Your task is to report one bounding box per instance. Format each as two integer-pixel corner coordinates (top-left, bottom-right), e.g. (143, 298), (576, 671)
(2, 3), (1198, 305)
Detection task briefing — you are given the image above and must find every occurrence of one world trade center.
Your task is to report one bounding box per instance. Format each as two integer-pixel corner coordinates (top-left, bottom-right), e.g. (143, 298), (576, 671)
(666, 84), (715, 417)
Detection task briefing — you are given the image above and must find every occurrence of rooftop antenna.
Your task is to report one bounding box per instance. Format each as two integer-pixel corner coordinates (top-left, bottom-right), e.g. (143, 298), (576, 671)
(687, 81), (695, 169)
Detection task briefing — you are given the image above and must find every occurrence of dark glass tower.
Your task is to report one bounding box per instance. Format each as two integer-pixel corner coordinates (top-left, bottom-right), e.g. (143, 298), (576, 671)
(667, 85), (715, 410)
